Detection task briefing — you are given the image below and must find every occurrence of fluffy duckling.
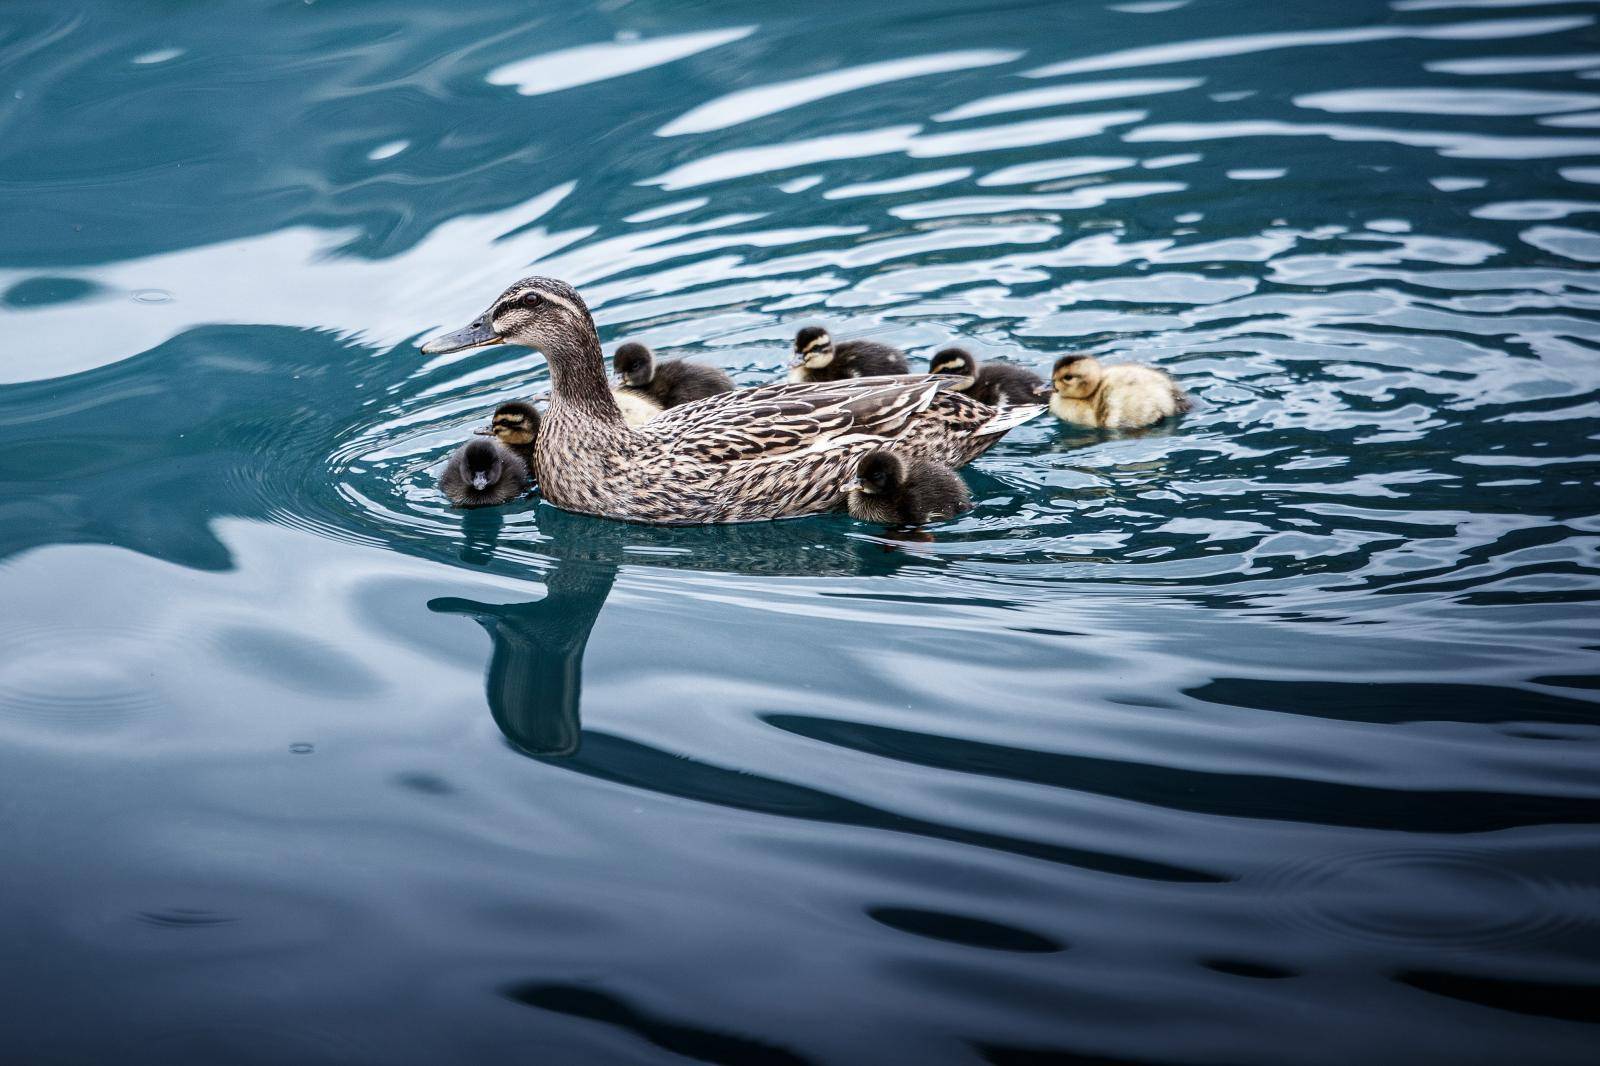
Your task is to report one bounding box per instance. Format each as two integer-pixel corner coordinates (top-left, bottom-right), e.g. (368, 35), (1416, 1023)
(1041, 355), (1189, 429)
(480, 400), (541, 470)
(611, 385), (664, 427)
(439, 438), (530, 508)
(614, 342), (735, 410)
(790, 325), (908, 383)
(845, 449), (972, 526)
(928, 347), (1044, 407)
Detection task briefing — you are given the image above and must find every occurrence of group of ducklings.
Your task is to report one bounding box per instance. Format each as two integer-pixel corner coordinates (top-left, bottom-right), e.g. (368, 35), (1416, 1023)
(440, 325), (1188, 526)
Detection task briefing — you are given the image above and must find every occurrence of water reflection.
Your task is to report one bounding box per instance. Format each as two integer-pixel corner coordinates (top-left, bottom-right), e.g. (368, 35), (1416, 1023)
(429, 510), (618, 758)
(427, 504), (935, 757)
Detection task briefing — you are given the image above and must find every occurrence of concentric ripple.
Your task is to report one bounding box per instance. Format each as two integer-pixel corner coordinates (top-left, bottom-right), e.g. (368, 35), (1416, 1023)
(0, 619), (169, 742)
(1260, 847), (1596, 952)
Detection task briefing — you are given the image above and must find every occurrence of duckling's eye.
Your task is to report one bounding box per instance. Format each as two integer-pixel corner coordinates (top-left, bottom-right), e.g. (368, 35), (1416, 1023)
(520, 292), (542, 309)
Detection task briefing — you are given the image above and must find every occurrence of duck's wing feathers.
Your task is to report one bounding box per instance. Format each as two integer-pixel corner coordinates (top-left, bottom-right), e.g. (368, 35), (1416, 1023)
(642, 375), (960, 463)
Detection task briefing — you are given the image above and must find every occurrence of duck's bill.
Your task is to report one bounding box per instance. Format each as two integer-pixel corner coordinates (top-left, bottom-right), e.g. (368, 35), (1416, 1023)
(840, 480), (862, 492)
(420, 319), (502, 355)
(787, 355), (807, 368)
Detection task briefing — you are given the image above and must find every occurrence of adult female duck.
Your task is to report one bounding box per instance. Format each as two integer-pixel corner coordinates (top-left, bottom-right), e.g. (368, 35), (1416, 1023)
(421, 277), (1041, 524)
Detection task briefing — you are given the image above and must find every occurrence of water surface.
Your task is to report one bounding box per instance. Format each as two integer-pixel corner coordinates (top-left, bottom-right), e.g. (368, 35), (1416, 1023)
(2, 1), (1599, 1062)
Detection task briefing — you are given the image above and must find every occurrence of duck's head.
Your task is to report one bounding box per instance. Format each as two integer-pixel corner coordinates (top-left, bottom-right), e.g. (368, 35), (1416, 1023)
(928, 347), (976, 387)
(846, 449), (905, 498)
(422, 277), (594, 359)
(457, 438), (509, 492)
(791, 325), (834, 370)
(613, 342), (655, 388)
(1046, 354), (1103, 400)
(480, 401), (540, 448)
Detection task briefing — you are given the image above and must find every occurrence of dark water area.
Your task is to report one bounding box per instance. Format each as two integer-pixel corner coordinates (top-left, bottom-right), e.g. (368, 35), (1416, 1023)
(3, 0), (1600, 1062)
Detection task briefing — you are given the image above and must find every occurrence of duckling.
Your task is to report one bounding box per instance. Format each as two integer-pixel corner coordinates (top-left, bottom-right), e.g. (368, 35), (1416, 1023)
(612, 385), (664, 427)
(439, 437), (530, 508)
(1041, 355), (1189, 429)
(480, 400), (541, 470)
(928, 347), (1044, 407)
(614, 342), (735, 409)
(790, 325), (908, 383)
(845, 449), (972, 526)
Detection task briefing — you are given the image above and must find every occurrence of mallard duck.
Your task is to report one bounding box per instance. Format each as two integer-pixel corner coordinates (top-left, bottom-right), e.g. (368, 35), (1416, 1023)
(928, 347), (1044, 407)
(1040, 355), (1189, 429)
(614, 342), (735, 409)
(420, 277), (1043, 524)
(789, 325), (908, 383)
(480, 400), (541, 471)
(439, 437), (530, 508)
(845, 449), (972, 526)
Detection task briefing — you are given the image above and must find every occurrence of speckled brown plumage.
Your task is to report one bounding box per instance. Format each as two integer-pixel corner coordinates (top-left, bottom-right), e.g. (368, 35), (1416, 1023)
(421, 277), (1044, 525)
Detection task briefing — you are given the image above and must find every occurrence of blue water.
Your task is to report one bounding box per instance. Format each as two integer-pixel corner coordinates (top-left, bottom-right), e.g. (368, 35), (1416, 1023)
(3, 0), (1600, 1061)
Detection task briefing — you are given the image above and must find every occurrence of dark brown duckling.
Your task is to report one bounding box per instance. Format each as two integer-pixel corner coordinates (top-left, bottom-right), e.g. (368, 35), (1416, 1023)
(928, 346), (1043, 407)
(479, 400), (541, 471)
(790, 325), (908, 383)
(844, 449), (972, 526)
(439, 437), (529, 508)
(614, 342), (735, 409)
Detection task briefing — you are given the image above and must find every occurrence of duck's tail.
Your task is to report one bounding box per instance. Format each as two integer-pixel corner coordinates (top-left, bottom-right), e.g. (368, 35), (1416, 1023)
(976, 403), (1046, 436)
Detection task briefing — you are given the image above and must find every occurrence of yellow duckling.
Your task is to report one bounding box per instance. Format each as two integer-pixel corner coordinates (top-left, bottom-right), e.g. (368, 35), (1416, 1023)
(611, 385), (664, 427)
(1041, 355), (1189, 430)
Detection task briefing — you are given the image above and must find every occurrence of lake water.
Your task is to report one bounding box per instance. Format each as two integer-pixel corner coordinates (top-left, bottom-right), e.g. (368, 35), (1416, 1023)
(3, 0), (1599, 1061)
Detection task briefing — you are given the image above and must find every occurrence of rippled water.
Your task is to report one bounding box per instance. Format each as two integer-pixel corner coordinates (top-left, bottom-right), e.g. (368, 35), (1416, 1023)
(3, 0), (1600, 1061)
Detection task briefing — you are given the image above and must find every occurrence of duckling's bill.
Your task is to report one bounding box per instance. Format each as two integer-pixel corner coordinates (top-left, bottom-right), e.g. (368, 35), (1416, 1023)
(421, 319), (503, 355)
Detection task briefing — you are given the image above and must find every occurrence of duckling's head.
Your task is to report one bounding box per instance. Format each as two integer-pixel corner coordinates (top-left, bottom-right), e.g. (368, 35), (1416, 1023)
(928, 347), (977, 385)
(614, 342), (655, 388)
(1049, 354), (1103, 400)
(851, 449), (906, 498)
(457, 438), (508, 492)
(421, 277), (593, 359)
(791, 325), (834, 370)
(486, 401), (540, 448)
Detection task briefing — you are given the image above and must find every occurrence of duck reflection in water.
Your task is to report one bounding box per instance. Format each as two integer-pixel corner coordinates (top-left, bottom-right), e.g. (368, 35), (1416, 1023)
(424, 503), (935, 759)
(418, 510), (1225, 881)
(428, 513), (616, 758)
(456, 508), (507, 568)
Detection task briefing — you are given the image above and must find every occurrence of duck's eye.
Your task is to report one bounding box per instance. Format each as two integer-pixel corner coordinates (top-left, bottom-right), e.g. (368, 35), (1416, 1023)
(520, 292), (542, 309)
